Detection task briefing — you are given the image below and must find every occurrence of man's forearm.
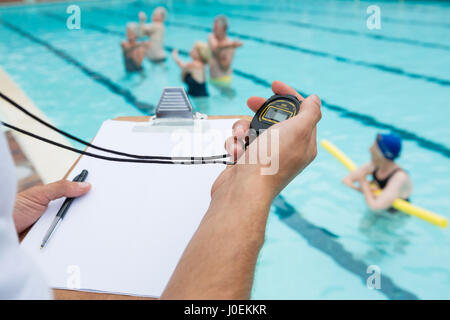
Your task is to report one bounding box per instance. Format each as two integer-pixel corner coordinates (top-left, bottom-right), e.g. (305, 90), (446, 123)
(161, 177), (273, 299)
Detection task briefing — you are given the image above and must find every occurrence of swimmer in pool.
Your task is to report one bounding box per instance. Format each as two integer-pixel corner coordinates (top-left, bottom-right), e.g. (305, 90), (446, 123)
(208, 15), (243, 86)
(342, 133), (413, 211)
(121, 24), (149, 73)
(136, 7), (167, 64)
(172, 42), (210, 97)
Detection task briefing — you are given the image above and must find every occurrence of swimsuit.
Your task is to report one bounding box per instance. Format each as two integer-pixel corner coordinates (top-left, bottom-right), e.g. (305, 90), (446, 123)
(149, 57), (167, 64)
(123, 44), (143, 73)
(210, 74), (232, 86)
(372, 168), (410, 213)
(183, 72), (208, 97)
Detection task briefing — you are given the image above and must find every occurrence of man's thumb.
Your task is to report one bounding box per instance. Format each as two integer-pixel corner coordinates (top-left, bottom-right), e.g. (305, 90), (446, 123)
(43, 180), (91, 202)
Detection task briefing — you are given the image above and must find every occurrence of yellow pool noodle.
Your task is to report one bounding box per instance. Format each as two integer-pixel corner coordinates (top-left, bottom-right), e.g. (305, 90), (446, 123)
(320, 139), (448, 228)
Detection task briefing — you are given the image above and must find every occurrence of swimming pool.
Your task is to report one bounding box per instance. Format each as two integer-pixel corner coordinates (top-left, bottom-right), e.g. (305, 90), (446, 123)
(1, 0), (449, 299)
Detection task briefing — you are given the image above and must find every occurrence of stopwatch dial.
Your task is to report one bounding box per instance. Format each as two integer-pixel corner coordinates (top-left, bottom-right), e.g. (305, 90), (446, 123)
(264, 105), (291, 122)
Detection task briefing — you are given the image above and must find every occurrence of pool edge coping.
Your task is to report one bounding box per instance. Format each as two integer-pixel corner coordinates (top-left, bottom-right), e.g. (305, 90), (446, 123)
(0, 66), (77, 184)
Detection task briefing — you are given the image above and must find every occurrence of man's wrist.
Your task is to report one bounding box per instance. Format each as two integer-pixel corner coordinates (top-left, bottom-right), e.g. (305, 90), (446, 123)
(207, 167), (273, 249)
(212, 167), (274, 212)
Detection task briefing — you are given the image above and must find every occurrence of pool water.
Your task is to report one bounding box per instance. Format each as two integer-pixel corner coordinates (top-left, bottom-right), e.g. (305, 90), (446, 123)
(1, 0), (449, 299)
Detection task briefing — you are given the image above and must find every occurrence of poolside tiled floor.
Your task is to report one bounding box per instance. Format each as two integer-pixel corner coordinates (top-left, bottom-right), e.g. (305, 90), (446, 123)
(6, 130), (42, 192)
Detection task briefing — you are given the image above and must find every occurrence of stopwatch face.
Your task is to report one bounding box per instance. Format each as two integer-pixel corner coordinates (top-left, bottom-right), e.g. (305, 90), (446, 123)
(263, 104), (292, 122)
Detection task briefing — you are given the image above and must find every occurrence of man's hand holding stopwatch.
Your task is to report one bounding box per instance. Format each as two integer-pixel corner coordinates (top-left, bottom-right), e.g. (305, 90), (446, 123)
(211, 80), (321, 203)
(162, 81), (321, 299)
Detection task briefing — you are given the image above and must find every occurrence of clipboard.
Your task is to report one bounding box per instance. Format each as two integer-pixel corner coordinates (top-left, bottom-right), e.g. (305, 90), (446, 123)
(22, 115), (249, 300)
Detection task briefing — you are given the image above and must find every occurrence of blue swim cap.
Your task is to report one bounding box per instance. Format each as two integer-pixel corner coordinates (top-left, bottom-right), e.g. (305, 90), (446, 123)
(376, 133), (402, 160)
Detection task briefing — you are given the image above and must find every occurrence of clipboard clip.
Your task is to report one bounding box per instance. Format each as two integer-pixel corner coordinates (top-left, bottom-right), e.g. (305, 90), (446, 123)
(134, 88), (207, 132)
(156, 87), (193, 119)
(146, 87), (207, 126)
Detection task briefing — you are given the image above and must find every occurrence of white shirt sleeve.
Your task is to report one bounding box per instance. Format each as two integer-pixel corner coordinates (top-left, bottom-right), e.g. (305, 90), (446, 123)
(0, 127), (52, 299)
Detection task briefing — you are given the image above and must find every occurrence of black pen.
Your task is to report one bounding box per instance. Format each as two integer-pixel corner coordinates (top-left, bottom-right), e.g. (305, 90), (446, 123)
(40, 169), (89, 249)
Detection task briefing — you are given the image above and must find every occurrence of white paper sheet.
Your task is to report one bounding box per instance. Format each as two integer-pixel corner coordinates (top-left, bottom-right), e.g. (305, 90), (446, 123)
(21, 119), (236, 297)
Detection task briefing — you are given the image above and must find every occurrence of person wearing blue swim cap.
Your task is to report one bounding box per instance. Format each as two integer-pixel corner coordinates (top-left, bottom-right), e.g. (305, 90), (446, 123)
(342, 133), (413, 211)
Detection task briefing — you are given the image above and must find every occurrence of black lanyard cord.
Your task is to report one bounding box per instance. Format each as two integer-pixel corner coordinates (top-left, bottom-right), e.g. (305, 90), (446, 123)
(2, 121), (236, 165)
(0, 91), (230, 161)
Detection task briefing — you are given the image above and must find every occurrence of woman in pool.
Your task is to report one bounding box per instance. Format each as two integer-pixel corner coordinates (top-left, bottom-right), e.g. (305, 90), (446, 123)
(342, 133), (413, 211)
(172, 42), (211, 97)
(121, 25), (149, 73)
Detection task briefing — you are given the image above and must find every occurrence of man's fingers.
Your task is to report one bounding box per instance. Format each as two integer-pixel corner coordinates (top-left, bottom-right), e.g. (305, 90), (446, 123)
(246, 96), (266, 113)
(296, 94), (322, 128)
(270, 80), (320, 131)
(247, 81), (305, 113)
(225, 136), (245, 160)
(271, 80), (304, 101)
(43, 180), (91, 202)
(232, 120), (250, 139)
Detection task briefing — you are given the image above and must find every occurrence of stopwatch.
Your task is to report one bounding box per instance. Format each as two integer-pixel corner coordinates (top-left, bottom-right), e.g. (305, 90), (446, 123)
(245, 94), (301, 148)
